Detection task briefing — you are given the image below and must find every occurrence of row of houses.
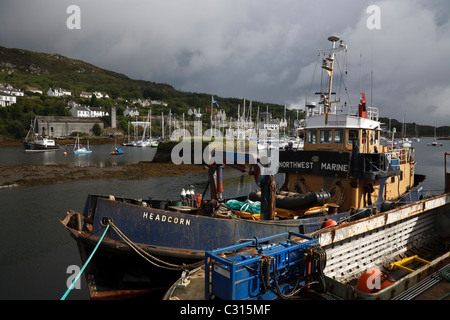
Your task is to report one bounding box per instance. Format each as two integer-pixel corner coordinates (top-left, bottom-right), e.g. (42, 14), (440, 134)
(1, 84), (170, 110)
(48, 87), (110, 99)
(0, 85), (111, 105)
(0, 84), (23, 106)
(132, 98), (168, 107)
(67, 100), (109, 118)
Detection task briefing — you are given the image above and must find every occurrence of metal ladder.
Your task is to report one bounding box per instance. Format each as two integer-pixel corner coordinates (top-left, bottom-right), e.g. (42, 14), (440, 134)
(392, 264), (448, 300)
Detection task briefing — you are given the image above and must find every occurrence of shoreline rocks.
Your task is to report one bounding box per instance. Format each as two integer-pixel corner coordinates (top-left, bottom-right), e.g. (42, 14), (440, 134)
(0, 162), (207, 188)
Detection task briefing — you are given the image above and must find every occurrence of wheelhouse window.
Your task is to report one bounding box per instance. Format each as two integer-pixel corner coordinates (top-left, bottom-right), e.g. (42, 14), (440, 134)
(334, 129), (344, 144)
(348, 129), (359, 145)
(319, 129), (332, 144)
(307, 129), (317, 144)
(362, 130), (367, 145)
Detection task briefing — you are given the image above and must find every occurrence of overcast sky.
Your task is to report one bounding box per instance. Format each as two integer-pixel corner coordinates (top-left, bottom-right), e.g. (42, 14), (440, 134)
(1, 0), (450, 126)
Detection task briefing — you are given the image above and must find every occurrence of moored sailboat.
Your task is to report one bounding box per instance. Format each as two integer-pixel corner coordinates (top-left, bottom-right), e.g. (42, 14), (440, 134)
(74, 134), (92, 154)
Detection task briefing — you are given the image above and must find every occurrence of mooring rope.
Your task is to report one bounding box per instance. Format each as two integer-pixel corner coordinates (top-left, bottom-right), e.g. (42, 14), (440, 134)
(60, 224), (110, 300)
(108, 221), (203, 271)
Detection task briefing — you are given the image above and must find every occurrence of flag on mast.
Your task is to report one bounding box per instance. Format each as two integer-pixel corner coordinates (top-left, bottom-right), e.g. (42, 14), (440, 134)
(212, 96), (220, 107)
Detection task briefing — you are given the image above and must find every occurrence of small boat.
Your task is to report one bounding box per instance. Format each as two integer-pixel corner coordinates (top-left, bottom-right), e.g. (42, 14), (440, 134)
(74, 135), (92, 154)
(428, 127), (443, 146)
(111, 148), (124, 155)
(23, 119), (59, 152)
(150, 139), (159, 148)
(111, 136), (124, 155)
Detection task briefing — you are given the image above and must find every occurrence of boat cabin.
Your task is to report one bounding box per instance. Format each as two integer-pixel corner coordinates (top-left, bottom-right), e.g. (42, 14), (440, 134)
(303, 94), (380, 155)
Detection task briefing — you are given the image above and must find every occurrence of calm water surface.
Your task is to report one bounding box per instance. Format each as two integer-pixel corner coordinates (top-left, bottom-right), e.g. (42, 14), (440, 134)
(0, 137), (448, 299)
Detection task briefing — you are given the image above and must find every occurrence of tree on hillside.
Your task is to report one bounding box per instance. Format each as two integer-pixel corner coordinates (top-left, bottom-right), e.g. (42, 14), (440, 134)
(90, 94), (99, 108)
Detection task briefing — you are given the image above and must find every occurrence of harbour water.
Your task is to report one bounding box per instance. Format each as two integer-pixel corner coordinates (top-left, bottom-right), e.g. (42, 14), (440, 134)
(0, 137), (448, 300)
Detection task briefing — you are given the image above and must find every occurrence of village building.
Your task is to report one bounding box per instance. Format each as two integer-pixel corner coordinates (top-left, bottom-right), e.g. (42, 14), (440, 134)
(123, 107), (140, 117)
(27, 86), (43, 94)
(0, 84), (24, 96)
(34, 116), (104, 138)
(151, 100), (168, 107)
(80, 91), (109, 99)
(0, 91), (16, 107)
(69, 105), (109, 118)
(47, 87), (72, 97)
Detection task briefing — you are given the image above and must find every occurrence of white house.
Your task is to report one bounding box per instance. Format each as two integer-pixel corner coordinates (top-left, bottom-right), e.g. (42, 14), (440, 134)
(27, 86), (43, 94)
(80, 91), (109, 99)
(0, 91), (16, 107)
(132, 99), (151, 107)
(0, 84), (24, 96)
(48, 88), (71, 97)
(93, 91), (109, 99)
(90, 107), (108, 117)
(70, 106), (91, 117)
(70, 105), (109, 118)
(151, 100), (168, 107)
(124, 107), (140, 117)
(67, 100), (80, 108)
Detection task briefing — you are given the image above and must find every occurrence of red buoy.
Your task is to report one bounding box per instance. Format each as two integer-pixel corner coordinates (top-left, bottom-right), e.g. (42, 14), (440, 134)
(357, 268), (382, 293)
(324, 219), (337, 228)
(356, 268), (394, 293)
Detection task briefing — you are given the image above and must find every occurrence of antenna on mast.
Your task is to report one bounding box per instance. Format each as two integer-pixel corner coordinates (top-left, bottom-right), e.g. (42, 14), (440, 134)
(320, 36), (347, 124)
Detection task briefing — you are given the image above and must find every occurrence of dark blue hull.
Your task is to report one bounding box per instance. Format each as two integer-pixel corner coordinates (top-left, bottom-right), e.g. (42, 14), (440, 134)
(89, 196), (348, 254)
(62, 174), (429, 299)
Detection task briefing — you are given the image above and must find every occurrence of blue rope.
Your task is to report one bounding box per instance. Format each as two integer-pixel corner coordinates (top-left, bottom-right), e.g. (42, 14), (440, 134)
(60, 224), (110, 300)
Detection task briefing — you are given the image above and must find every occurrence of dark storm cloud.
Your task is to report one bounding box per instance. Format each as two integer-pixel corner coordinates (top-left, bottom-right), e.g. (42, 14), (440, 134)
(1, 0), (449, 125)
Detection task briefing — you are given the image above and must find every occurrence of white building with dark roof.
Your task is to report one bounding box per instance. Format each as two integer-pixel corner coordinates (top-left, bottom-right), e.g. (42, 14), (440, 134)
(47, 87), (72, 97)
(0, 91), (16, 107)
(70, 105), (109, 118)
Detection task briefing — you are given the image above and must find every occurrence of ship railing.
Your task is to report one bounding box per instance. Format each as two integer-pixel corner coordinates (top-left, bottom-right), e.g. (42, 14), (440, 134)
(305, 104), (379, 121)
(385, 147), (410, 168)
(366, 107), (379, 121)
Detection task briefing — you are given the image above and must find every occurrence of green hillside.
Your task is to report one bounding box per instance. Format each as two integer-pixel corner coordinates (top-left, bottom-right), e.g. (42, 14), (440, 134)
(0, 46), (175, 100)
(0, 46), (295, 139)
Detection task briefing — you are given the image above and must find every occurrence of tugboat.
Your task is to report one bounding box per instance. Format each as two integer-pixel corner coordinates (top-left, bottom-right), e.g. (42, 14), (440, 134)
(276, 36), (425, 224)
(60, 36), (432, 299)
